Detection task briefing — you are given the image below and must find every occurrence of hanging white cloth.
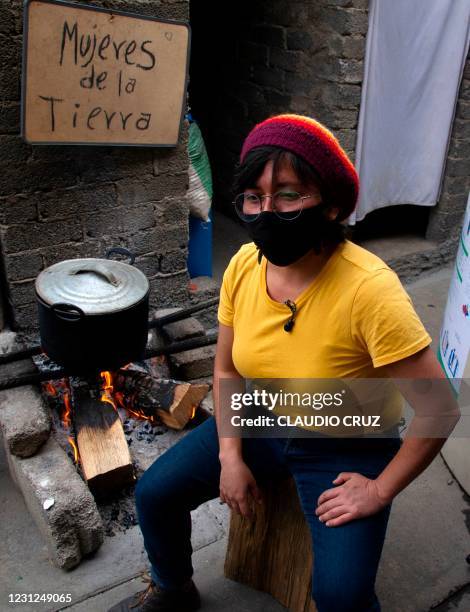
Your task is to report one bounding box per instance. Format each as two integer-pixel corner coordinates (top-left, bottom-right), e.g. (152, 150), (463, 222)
(347, 0), (470, 226)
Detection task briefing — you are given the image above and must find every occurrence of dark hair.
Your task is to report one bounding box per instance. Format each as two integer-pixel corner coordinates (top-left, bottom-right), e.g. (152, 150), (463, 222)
(233, 146), (348, 252)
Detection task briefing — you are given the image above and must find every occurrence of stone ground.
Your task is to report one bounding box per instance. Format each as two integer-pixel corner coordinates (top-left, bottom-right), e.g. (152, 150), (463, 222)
(1, 212), (469, 612)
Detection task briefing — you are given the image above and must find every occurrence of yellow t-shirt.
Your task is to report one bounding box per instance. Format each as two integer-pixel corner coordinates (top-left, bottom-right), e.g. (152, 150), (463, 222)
(217, 239), (432, 431)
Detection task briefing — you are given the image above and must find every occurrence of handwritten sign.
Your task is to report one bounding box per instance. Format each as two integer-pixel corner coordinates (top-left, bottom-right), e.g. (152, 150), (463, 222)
(21, 0), (190, 146)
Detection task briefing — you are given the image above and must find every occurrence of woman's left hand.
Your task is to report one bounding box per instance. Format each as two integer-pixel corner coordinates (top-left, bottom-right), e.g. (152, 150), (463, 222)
(315, 472), (392, 527)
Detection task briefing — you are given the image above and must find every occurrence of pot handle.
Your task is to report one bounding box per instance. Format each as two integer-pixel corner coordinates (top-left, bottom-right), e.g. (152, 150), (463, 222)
(67, 263), (120, 287)
(106, 247), (136, 265)
(51, 303), (85, 323)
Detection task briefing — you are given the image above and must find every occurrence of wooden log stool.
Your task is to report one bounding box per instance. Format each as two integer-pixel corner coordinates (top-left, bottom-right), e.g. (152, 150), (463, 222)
(224, 475), (316, 612)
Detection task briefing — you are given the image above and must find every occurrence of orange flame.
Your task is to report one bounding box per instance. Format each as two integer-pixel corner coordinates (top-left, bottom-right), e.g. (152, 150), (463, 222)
(62, 389), (73, 429)
(67, 436), (79, 464)
(100, 371), (118, 412)
(190, 405), (197, 419)
(43, 382), (58, 397)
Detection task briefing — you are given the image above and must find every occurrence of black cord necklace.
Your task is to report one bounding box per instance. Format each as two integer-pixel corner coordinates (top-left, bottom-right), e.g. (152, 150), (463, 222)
(284, 299), (297, 332)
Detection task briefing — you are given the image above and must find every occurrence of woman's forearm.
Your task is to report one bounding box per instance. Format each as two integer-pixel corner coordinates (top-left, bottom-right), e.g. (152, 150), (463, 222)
(375, 436), (448, 502)
(213, 368), (244, 463)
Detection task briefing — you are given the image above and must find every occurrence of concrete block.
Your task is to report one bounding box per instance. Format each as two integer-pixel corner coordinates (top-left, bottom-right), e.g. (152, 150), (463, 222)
(0, 385), (51, 458)
(286, 30), (312, 51)
(149, 273), (190, 309)
(1, 219), (83, 254)
(6, 436), (104, 570)
(189, 276), (220, 301)
(37, 184), (117, 221)
(269, 48), (302, 72)
(169, 345), (216, 380)
(5, 251), (44, 282)
(162, 317), (205, 343)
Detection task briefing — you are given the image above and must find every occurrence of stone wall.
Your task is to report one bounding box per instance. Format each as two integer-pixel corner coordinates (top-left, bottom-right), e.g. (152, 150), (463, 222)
(426, 54), (470, 242)
(190, 0), (368, 215)
(0, 0), (190, 336)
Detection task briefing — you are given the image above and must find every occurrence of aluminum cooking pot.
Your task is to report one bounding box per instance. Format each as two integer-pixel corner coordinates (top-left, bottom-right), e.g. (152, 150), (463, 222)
(35, 248), (150, 375)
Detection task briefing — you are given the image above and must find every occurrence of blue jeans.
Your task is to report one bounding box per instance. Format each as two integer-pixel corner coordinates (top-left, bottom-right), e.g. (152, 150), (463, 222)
(135, 416), (401, 612)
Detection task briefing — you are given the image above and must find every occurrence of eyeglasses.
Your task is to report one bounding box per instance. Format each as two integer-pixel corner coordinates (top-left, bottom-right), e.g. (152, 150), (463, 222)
(232, 191), (315, 222)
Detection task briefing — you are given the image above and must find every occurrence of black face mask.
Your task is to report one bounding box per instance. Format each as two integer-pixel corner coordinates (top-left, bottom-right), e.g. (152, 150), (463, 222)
(243, 204), (332, 266)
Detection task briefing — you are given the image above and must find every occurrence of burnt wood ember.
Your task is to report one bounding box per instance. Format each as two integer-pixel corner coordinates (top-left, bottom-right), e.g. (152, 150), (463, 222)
(73, 388), (134, 497)
(113, 370), (209, 430)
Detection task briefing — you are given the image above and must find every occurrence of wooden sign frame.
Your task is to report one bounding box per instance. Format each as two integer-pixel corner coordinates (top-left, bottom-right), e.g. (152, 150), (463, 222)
(21, 0), (191, 147)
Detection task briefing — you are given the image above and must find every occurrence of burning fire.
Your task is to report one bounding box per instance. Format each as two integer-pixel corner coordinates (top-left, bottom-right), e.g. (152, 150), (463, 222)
(43, 369), (162, 466)
(100, 371), (117, 411)
(42, 378), (79, 464)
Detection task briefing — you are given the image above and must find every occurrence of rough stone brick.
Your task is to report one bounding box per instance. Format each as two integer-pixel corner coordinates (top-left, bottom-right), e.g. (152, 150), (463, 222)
(445, 157), (469, 178)
(83, 209), (124, 239)
(287, 30), (313, 51)
(129, 224), (188, 255)
(0, 102), (20, 134)
(149, 273), (189, 309)
(41, 239), (105, 267)
(321, 109), (359, 129)
(153, 144), (189, 176)
(0, 385), (51, 457)
(12, 302), (39, 332)
(9, 280), (36, 306)
(120, 204), (156, 234)
(0, 4), (15, 35)
(426, 210), (466, 242)
(342, 35), (366, 59)
(5, 436), (103, 569)
(1, 219), (83, 253)
(117, 173), (188, 206)
(38, 184), (117, 220)
(162, 317), (205, 343)
(169, 345), (216, 380)
(137, 249), (187, 278)
(270, 48), (302, 72)
(4, 251), (44, 282)
(0, 135), (30, 165)
(0, 158), (79, 197)
(285, 72), (313, 95)
(335, 128), (357, 151)
(453, 118), (470, 140)
(440, 175), (469, 197)
(456, 100), (470, 120)
(154, 198), (189, 226)
(459, 79), (470, 101)
(324, 8), (369, 36)
(0, 33), (21, 100)
(448, 138), (470, 158)
(0, 193), (38, 224)
(77, 147), (153, 184)
(323, 83), (362, 109)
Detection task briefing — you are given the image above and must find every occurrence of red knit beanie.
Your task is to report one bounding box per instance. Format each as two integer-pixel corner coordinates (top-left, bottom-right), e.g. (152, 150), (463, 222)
(240, 114), (359, 222)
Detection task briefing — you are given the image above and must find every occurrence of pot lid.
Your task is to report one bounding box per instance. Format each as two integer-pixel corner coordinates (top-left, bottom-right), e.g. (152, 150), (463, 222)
(35, 258), (149, 314)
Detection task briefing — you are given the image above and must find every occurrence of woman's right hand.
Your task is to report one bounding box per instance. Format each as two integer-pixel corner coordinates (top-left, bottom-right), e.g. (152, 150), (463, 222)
(219, 456), (263, 518)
